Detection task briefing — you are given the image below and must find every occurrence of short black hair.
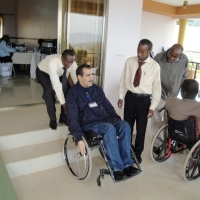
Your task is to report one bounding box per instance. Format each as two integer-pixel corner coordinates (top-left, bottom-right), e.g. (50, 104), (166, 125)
(38, 39), (45, 46)
(181, 79), (199, 99)
(76, 64), (91, 77)
(62, 49), (75, 57)
(2, 35), (9, 41)
(171, 44), (184, 52)
(139, 39), (153, 50)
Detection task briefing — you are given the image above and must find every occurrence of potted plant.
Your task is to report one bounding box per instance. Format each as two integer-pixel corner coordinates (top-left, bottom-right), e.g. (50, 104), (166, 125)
(188, 59), (196, 79)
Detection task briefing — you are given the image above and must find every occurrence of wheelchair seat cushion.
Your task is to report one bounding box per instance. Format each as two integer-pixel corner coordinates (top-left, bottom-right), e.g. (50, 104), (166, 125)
(83, 130), (103, 148)
(168, 116), (198, 146)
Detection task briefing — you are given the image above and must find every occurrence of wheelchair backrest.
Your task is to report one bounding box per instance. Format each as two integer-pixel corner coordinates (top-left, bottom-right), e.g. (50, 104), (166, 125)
(168, 116), (199, 146)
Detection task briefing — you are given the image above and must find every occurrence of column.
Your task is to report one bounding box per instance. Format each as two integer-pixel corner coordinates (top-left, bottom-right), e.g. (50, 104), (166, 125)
(178, 19), (188, 47)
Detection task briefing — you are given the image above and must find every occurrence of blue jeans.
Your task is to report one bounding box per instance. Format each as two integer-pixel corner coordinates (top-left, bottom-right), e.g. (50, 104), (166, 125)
(82, 119), (133, 171)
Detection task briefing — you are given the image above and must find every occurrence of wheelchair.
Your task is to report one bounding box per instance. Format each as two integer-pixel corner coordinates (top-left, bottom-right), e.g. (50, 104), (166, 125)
(63, 131), (142, 187)
(150, 109), (200, 182)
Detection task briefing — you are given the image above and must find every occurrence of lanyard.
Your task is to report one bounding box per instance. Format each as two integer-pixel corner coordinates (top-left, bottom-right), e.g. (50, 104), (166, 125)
(86, 88), (92, 102)
(80, 86), (92, 102)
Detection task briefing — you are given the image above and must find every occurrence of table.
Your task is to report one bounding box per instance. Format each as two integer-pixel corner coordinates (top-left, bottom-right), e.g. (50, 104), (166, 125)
(12, 52), (33, 65)
(30, 53), (46, 79)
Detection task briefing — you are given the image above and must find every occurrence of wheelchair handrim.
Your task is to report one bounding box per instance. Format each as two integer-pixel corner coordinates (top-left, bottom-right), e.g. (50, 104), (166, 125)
(150, 124), (171, 163)
(183, 140), (200, 181)
(63, 134), (92, 180)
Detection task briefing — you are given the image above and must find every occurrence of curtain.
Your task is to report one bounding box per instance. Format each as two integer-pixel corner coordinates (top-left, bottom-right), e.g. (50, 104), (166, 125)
(0, 16), (3, 38)
(71, 0), (104, 16)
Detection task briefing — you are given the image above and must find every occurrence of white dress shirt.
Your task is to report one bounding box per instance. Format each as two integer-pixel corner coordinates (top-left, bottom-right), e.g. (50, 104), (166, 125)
(119, 56), (161, 110)
(38, 54), (78, 105)
(0, 40), (16, 57)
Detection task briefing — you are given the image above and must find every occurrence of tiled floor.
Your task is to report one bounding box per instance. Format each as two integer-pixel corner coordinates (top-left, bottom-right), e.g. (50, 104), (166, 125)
(0, 92), (200, 199)
(0, 75), (43, 107)
(0, 104), (62, 136)
(8, 119), (200, 200)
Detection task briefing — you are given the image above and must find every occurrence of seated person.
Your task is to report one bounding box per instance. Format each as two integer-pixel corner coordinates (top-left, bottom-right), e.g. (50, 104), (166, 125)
(66, 64), (139, 181)
(37, 38), (45, 52)
(0, 35), (16, 63)
(165, 79), (200, 130)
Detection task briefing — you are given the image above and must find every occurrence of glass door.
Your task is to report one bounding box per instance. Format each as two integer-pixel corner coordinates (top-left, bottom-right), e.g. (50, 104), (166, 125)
(58, 0), (106, 85)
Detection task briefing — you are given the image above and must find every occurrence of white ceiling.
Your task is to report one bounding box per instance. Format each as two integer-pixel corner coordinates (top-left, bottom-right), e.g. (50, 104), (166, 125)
(153, 0), (200, 6)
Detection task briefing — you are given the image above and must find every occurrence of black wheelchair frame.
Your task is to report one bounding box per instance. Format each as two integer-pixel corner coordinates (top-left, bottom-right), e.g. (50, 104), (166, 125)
(63, 130), (142, 187)
(151, 107), (200, 181)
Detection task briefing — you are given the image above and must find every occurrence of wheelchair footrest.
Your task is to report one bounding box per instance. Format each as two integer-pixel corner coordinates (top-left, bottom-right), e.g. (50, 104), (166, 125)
(115, 170), (141, 183)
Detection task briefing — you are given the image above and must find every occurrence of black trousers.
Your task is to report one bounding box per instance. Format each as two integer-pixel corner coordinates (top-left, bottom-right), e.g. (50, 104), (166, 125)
(36, 67), (71, 121)
(124, 91), (151, 156)
(0, 56), (12, 63)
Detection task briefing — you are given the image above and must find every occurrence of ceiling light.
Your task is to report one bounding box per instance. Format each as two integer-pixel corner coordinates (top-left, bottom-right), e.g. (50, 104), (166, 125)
(183, 1), (188, 9)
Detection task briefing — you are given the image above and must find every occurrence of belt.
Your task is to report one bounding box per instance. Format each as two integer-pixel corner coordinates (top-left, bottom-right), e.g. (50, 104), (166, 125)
(129, 91), (151, 97)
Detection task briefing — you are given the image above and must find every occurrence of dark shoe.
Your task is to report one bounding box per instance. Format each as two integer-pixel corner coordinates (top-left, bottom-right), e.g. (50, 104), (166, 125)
(136, 155), (142, 164)
(59, 116), (68, 126)
(49, 120), (57, 130)
(113, 171), (127, 181)
(123, 166), (140, 176)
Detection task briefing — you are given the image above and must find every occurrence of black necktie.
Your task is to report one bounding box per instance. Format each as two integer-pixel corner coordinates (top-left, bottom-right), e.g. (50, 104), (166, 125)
(62, 68), (68, 94)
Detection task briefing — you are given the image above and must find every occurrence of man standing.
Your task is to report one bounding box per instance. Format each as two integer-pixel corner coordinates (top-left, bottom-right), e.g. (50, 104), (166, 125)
(118, 39), (161, 163)
(151, 44), (188, 136)
(36, 49), (78, 130)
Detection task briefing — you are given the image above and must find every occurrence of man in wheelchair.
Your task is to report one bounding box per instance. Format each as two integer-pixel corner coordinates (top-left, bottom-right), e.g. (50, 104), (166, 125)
(151, 79), (200, 181)
(66, 64), (140, 181)
(165, 79), (200, 130)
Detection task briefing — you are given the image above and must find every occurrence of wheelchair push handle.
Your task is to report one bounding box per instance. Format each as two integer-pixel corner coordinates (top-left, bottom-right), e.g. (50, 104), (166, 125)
(158, 107), (165, 113)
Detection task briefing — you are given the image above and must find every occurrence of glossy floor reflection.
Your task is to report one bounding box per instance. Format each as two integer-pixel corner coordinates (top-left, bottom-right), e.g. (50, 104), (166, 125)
(0, 75), (44, 108)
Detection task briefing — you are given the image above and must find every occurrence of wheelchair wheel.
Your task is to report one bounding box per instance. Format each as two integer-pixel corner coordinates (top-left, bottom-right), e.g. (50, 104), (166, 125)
(63, 134), (92, 180)
(150, 124), (171, 163)
(183, 140), (200, 181)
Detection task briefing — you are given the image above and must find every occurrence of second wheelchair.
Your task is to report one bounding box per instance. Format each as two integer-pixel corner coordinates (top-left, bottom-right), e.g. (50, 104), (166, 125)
(150, 112), (200, 182)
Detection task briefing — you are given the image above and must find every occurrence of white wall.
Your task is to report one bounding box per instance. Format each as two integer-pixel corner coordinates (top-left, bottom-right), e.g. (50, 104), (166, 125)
(0, 0), (16, 37)
(140, 11), (178, 55)
(103, 0), (143, 107)
(15, 0), (58, 49)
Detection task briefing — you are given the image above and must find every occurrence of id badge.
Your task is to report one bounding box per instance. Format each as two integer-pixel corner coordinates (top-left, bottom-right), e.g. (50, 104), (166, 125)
(89, 102), (98, 108)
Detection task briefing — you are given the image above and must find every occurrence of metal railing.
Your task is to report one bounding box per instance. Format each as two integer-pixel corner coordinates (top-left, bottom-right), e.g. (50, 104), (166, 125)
(188, 62), (200, 79)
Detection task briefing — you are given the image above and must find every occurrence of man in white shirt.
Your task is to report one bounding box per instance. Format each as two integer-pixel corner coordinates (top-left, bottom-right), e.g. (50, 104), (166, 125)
(36, 49), (78, 130)
(0, 35), (16, 63)
(118, 39), (161, 163)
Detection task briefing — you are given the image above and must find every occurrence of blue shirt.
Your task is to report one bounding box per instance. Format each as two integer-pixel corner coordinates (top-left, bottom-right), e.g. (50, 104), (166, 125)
(0, 40), (16, 57)
(66, 82), (121, 142)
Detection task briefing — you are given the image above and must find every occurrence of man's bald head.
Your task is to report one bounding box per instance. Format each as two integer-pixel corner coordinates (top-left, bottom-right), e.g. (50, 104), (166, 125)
(167, 43), (183, 63)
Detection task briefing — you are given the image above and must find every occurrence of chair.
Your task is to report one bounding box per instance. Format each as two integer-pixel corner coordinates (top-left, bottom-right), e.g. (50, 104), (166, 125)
(150, 116), (200, 181)
(63, 131), (142, 187)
